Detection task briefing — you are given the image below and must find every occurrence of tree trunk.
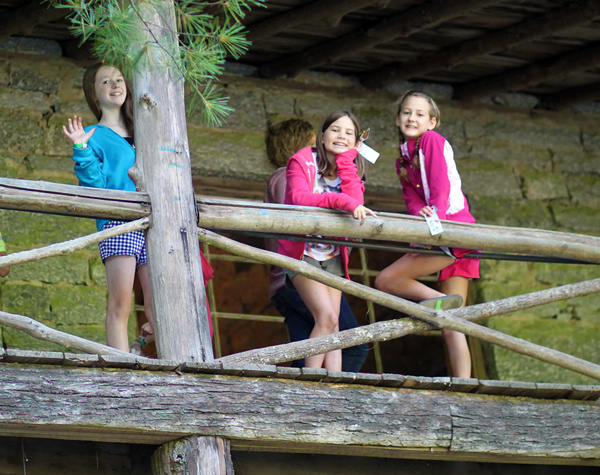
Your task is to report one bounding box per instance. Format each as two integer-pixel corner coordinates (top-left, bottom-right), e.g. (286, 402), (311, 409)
(152, 436), (234, 475)
(131, 0), (212, 363)
(130, 0), (223, 473)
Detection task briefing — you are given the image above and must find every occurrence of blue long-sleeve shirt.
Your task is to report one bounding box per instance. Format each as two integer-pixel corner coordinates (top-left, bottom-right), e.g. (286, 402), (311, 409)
(72, 125), (136, 231)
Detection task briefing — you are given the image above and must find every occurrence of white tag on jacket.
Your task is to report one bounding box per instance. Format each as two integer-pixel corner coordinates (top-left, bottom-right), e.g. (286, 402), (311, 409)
(424, 206), (444, 235)
(359, 143), (380, 164)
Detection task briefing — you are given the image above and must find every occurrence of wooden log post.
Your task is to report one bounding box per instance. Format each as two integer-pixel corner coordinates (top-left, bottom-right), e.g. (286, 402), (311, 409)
(131, 0), (211, 363)
(129, 1), (227, 473)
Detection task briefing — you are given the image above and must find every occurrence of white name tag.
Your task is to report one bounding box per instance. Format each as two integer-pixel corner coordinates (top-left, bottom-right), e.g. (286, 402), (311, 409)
(424, 206), (444, 235)
(359, 143), (380, 164)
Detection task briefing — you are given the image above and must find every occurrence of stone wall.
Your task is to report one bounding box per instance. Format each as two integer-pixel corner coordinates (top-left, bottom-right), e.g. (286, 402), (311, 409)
(0, 44), (598, 383)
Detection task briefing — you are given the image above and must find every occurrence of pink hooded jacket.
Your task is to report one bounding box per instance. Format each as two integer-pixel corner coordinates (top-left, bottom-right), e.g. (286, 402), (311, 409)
(277, 146), (365, 279)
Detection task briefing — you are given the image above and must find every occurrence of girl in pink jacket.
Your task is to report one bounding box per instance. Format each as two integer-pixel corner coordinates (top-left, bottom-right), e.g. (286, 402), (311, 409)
(278, 111), (376, 371)
(375, 91), (480, 378)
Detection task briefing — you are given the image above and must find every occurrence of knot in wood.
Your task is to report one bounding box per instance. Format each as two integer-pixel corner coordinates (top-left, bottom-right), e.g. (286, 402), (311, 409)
(140, 93), (157, 110)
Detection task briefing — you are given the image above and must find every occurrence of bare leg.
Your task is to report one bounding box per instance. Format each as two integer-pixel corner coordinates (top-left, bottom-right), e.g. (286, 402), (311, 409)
(137, 264), (155, 334)
(374, 253), (455, 301)
(439, 276), (471, 378)
(104, 255), (137, 351)
(292, 275), (342, 371)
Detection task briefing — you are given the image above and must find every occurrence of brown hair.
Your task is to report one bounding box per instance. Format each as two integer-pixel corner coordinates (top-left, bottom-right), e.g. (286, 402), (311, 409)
(82, 63), (134, 138)
(315, 110), (366, 179)
(265, 118), (315, 168)
(394, 90), (441, 180)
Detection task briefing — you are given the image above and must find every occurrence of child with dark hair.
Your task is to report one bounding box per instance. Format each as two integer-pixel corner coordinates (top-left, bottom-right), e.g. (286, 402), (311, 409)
(264, 118), (369, 372)
(277, 111), (376, 371)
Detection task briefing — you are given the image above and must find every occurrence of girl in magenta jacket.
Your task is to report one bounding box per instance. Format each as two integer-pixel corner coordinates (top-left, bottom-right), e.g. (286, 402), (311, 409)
(278, 111), (376, 371)
(375, 91), (480, 378)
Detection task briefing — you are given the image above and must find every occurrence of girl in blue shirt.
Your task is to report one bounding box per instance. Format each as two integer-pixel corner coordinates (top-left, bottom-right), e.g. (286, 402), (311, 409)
(63, 64), (154, 352)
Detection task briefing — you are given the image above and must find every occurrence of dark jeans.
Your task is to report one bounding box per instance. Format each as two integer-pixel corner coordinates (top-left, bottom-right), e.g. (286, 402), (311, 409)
(272, 286), (369, 372)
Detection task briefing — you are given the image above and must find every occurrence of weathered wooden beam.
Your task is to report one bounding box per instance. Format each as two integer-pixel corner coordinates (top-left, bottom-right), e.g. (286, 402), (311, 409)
(258, 0), (503, 79)
(196, 198), (600, 263)
(362, 0), (600, 87)
(1, 185), (599, 263)
(541, 81), (600, 110)
(454, 41), (600, 101)
(0, 218), (149, 268)
(0, 309), (139, 359)
(131, 0), (211, 364)
(199, 228), (600, 380)
(0, 178), (150, 221)
(246, 0), (384, 42)
(0, 364), (598, 465)
(0, 1), (67, 42)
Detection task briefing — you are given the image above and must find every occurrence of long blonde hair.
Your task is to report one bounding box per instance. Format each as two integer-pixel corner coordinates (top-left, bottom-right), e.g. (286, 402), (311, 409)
(395, 90), (440, 181)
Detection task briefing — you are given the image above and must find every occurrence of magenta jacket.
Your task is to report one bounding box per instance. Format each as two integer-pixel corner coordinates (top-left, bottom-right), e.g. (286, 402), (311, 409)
(277, 146), (365, 279)
(397, 130), (474, 224)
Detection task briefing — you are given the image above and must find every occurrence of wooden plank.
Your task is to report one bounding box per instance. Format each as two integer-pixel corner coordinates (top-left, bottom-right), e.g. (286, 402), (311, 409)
(353, 372), (384, 386)
(0, 2), (67, 42)
(571, 386), (600, 401)
(247, 0), (377, 42)
(364, 0), (600, 87)
(323, 371), (355, 384)
(533, 383), (574, 400)
(454, 42), (600, 101)
(258, 0), (503, 78)
(229, 439), (600, 467)
(2, 348), (64, 365)
(275, 367), (302, 380)
(379, 373), (407, 388)
(505, 381), (538, 397)
(2, 349), (599, 401)
(449, 378), (479, 393)
(299, 367), (328, 382)
(0, 364), (598, 465)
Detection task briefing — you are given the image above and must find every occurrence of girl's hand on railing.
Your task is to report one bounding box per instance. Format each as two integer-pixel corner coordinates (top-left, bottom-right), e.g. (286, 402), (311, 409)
(352, 205), (377, 226)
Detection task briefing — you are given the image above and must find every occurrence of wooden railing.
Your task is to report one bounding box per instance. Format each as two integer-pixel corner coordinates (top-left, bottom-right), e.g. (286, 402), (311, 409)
(1, 178), (600, 380)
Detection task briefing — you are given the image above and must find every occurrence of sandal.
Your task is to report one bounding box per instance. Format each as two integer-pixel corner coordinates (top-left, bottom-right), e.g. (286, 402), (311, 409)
(129, 335), (148, 356)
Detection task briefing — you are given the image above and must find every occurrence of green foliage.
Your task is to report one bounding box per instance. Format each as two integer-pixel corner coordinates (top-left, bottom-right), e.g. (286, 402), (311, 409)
(48, 0), (265, 126)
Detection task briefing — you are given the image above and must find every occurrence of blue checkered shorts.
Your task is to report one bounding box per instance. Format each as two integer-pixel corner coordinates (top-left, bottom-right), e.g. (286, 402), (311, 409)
(99, 221), (147, 267)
